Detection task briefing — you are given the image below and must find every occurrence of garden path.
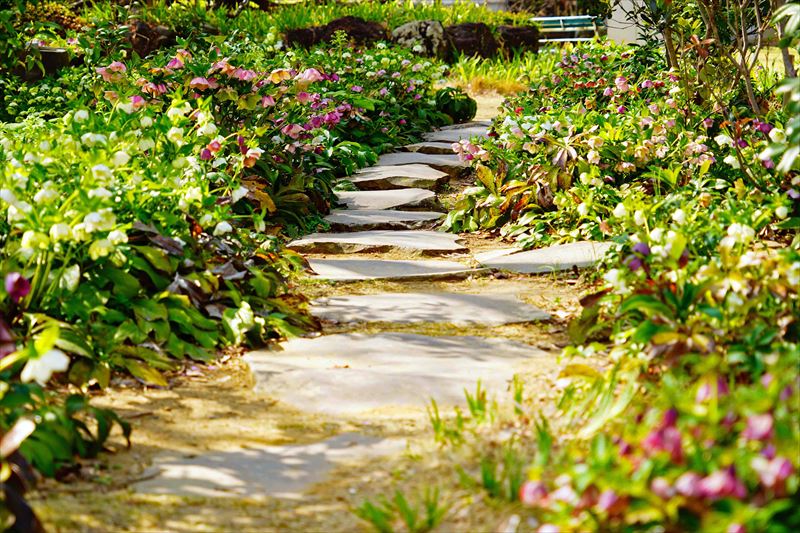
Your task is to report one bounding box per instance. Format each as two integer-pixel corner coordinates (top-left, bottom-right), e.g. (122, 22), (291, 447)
(128, 121), (609, 502)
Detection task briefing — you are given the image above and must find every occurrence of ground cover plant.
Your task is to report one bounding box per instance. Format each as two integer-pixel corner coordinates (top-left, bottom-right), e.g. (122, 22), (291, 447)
(356, 3), (800, 532)
(0, 1), (478, 523)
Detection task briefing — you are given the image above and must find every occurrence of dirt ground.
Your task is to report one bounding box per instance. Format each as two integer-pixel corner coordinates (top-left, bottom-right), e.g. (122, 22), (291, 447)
(29, 93), (584, 532)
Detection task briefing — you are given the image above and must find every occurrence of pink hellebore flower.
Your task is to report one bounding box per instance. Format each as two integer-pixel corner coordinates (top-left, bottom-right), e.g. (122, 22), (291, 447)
(243, 147), (263, 168)
(617, 105), (628, 114)
(189, 77), (214, 90)
(261, 95), (276, 107)
(743, 413), (774, 441)
(727, 524), (746, 533)
(596, 489), (626, 516)
(703, 118), (714, 128)
(641, 79), (654, 89)
(698, 467), (747, 500)
(651, 477), (675, 499)
(130, 95), (146, 110)
(281, 124), (304, 139)
(5, 273), (31, 303)
(519, 481), (548, 506)
(603, 87), (614, 97)
(696, 376), (729, 402)
(615, 76), (629, 92)
(751, 456), (793, 489)
(296, 68), (324, 84)
(649, 104), (660, 115)
(296, 92), (312, 104)
(675, 472), (703, 498)
(167, 57), (184, 70)
(200, 148), (213, 161)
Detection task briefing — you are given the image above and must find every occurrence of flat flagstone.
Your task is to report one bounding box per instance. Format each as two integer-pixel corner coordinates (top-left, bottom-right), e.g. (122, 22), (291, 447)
(402, 141), (458, 155)
(347, 164), (448, 190)
(375, 152), (466, 175)
(307, 258), (485, 281)
(324, 209), (444, 231)
(335, 188), (439, 211)
(133, 433), (405, 500)
(439, 120), (492, 130)
(311, 292), (550, 326)
(476, 241), (614, 274)
(244, 333), (546, 415)
(288, 230), (466, 255)
(423, 126), (489, 143)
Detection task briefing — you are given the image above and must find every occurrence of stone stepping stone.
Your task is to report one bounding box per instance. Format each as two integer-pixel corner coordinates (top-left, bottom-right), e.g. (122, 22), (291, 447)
(307, 259), (484, 281)
(335, 188), (440, 211)
(423, 126), (489, 144)
(375, 152), (466, 175)
(476, 241), (614, 274)
(402, 141), (457, 155)
(324, 209), (444, 231)
(311, 292), (550, 326)
(347, 164), (448, 190)
(438, 120), (492, 130)
(288, 230), (466, 255)
(133, 433), (405, 500)
(244, 333), (546, 415)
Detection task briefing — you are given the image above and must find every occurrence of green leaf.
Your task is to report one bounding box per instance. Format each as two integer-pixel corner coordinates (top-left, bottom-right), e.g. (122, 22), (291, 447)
(122, 359), (168, 387)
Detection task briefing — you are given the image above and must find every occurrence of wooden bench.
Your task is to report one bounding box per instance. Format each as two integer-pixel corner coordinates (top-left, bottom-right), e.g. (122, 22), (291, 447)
(531, 15), (605, 43)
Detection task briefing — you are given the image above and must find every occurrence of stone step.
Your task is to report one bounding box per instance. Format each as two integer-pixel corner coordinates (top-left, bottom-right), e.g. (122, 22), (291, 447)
(423, 125), (489, 144)
(312, 292), (550, 326)
(441, 120), (492, 129)
(133, 433), (405, 499)
(306, 258), (486, 281)
(375, 152), (466, 175)
(324, 209), (444, 231)
(476, 241), (614, 274)
(335, 188), (440, 211)
(346, 164), (448, 191)
(288, 230), (466, 255)
(244, 333), (547, 415)
(402, 141), (457, 155)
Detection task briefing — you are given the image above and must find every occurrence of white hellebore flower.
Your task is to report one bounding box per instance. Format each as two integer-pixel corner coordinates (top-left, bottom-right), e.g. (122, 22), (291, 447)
(613, 203), (627, 218)
(138, 138), (155, 151)
(776, 206), (789, 219)
(107, 230), (128, 245)
(167, 127), (184, 145)
(21, 349), (70, 385)
(231, 186), (249, 203)
(577, 203), (589, 217)
(603, 268), (626, 291)
(198, 122), (218, 136)
(140, 116), (153, 128)
(213, 221), (233, 236)
(92, 164), (113, 181)
(49, 223), (72, 241)
(714, 134), (734, 147)
(89, 239), (114, 260)
(672, 209), (686, 225)
(33, 188), (57, 204)
(20, 231), (49, 252)
(88, 187), (112, 199)
(112, 150), (130, 167)
(768, 128), (786, 143)
(634, 210), (646, 226)
(73, 109), (89, 123)
(723, 154), (740, 169)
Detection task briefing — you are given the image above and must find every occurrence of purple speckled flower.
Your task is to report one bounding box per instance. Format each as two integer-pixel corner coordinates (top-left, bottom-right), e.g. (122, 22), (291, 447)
(698, 467), (747, 500)
(350, 85), (363, 93)
(788, 189), (799, 200)
(617, 105), (628, 114)
(632, 242), (651, 256)
(4, 273), (30, 303)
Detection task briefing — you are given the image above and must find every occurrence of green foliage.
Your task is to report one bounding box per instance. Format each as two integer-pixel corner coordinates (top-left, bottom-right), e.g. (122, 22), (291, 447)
(434, 87), (477, 124)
